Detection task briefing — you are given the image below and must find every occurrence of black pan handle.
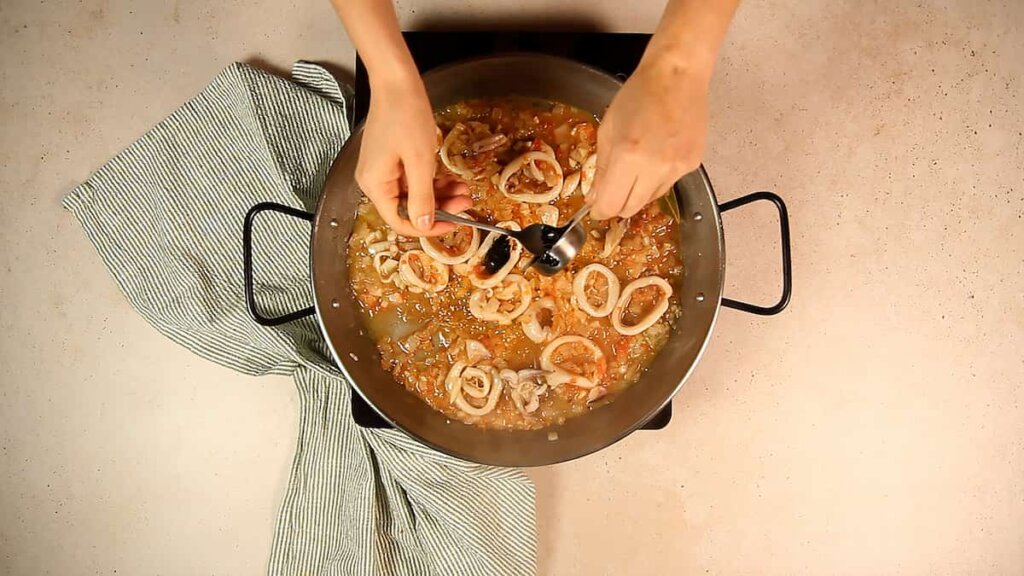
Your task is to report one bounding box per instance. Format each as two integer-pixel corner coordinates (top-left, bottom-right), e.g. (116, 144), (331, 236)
(242, 202), (316, 326)
(718, 191), (792, 316)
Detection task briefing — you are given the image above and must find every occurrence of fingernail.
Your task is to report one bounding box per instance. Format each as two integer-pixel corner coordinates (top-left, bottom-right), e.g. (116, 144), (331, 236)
(416, 215), (432, 230)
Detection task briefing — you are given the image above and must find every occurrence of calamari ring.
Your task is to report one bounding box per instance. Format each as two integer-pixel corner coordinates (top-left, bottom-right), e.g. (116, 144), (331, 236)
(469, 274), (532, 324)
(498, 151), (563, 203)
(540, 335), (605, 389)
(572, 263), (621, 318)
(419, 214), (480, 265)
(439, 123), (477, 180)
(398, 250), (449, 293)
(580, 154), (597, 196)
(439, 122), (504, 181)
(520, 297), (557, 343)
(455, 221), (523, 289)
(445, 361), (503, 417)
(529, 142), (557, 181)
(611, 276), (673, 336)
(373, 253), (400, 283)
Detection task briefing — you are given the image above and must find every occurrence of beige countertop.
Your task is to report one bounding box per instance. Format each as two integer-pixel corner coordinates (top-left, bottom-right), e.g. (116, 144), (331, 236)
(1, 0), (1022, 574)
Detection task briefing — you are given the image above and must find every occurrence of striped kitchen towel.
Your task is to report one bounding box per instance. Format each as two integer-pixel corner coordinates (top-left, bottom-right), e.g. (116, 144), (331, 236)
(64, 61), (536, 576)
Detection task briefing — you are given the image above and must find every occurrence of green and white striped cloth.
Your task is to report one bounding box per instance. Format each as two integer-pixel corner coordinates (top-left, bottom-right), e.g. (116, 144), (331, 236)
(64, 62), (536, 576)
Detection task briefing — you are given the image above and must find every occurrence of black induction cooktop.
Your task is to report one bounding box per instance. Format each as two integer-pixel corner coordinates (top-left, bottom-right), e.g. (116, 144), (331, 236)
(349, 31), (671, 431)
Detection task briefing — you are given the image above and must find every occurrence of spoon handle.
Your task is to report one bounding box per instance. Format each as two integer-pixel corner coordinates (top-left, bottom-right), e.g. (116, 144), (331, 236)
(396, 202), (510, 237)
(433, 210), (511, 236)
(564, 201), (593, 230)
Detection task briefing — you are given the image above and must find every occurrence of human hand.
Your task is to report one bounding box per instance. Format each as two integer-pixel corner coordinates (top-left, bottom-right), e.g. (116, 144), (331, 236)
(356, 74), (472, 237)
(589, 55), (711, 219)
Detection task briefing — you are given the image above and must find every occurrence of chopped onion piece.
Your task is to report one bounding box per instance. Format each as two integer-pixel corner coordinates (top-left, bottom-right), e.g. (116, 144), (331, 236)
(580, 154), (597, 196)
(601, 218), (629, 258)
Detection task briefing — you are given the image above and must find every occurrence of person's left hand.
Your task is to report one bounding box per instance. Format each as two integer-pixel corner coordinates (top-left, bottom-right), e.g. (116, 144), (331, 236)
(588, 55), (712, 219)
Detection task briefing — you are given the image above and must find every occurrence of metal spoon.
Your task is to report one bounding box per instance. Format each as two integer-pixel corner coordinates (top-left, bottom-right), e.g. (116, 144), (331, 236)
(525, 202), (592, 276)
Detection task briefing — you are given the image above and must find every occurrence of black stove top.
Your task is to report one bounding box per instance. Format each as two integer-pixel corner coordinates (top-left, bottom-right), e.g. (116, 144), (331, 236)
(349, 31), (671, 431)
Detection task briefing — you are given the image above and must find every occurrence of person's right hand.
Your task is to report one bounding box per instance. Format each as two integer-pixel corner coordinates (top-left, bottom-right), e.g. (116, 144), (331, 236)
(356, 73), (472, 237)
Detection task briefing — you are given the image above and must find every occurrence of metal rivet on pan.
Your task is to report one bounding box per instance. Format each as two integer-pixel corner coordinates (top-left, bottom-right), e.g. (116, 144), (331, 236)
(329, 218), (338, 228)
(693, 212), (703, 221)
(696, 293), (705, 302)
(331, 299), (340, 308)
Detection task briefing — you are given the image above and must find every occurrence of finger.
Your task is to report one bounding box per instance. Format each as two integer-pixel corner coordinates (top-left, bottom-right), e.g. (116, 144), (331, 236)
(589, 158), (637, 220)
(404, 150), (438, 233)
(373, 192), (424, 237)
(438, 194), (474, 214)
(620, 172), (671, 219)
(434, 178), (471, 200)
(434, 172), (470, 195)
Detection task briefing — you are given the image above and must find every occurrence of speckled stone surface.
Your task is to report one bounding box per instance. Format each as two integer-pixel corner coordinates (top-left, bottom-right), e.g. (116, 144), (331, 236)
(1, 1), (1021, 574)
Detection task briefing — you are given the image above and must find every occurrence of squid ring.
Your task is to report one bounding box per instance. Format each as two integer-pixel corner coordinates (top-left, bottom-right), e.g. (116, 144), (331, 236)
(572, 263), (621, 318)
(373, 253), (400, 284)
(398, 250), (449, 293)
(456, 221), (524, 289)
(611, 276), (673, 336)
(498, 151), (563, 203)
(445, 361), (503, 417)
(540, 335), (605, 389)
(520, 297), (557, 343)
(469, 274), (532, 324)
(419, 214), (481, 265)
(439, 123), (477, 180)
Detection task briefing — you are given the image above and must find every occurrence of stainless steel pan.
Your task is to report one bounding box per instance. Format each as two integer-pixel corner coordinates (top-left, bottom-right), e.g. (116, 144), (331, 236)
(242, 54), (792, 466)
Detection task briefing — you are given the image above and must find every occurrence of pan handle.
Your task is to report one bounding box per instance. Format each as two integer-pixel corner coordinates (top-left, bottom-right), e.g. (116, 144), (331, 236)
(242, 202), (316, 326)
(718, 191), (792, 316)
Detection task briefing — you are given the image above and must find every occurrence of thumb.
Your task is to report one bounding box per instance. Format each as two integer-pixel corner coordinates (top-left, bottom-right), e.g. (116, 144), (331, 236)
(588, 156), (634, 220)
(403, 150), (437, 233)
